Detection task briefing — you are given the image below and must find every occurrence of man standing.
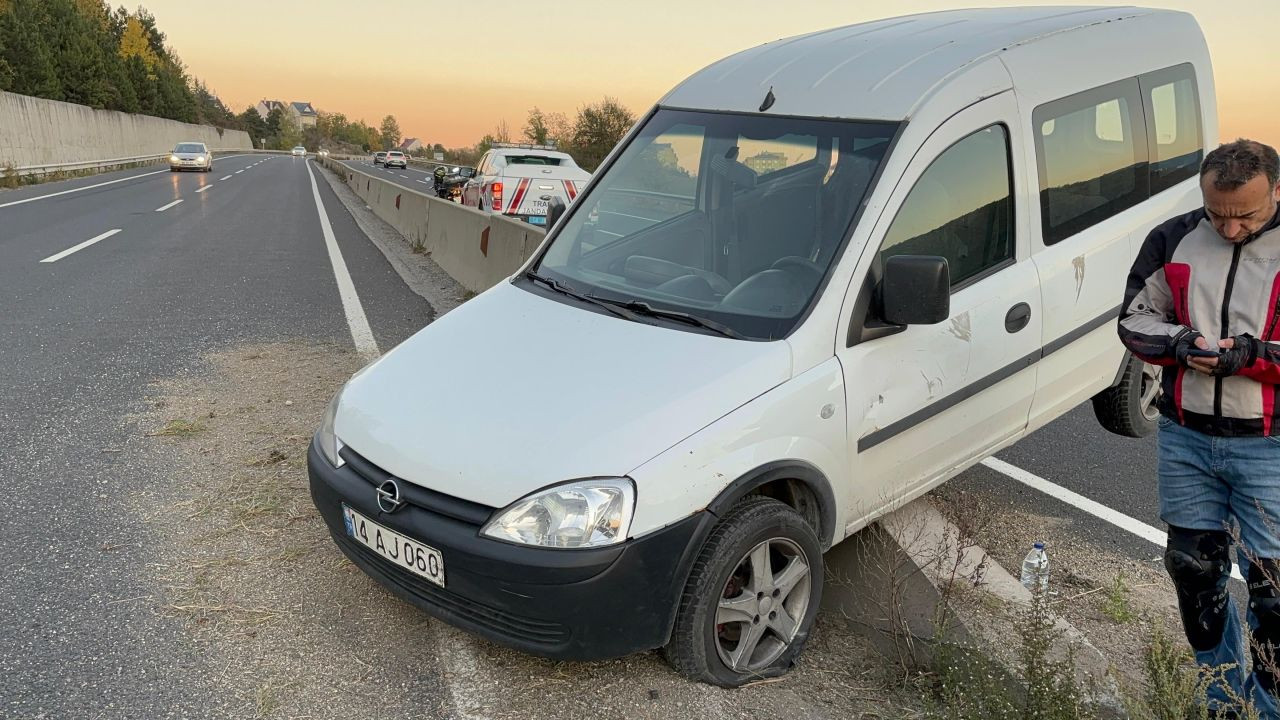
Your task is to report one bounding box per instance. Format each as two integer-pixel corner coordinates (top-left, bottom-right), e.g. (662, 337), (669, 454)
(1120, 139), (1280, 714)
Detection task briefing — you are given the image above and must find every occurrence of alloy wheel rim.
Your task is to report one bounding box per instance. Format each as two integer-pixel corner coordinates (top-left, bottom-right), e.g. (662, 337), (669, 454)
(713, 537), (812, 674)
(1140, 363), (1162, 421)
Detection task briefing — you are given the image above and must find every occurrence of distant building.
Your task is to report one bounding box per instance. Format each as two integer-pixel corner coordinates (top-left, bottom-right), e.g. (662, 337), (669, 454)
(254, 99), (286, 120)
(255, 99), (318, 129)
(399, 137), (423, 153)
(743, 151), (787, 175)
(290, 101), (318, 128)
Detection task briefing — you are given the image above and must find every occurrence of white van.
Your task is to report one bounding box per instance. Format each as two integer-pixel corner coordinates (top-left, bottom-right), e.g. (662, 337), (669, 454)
(309, 7), (1215, 686)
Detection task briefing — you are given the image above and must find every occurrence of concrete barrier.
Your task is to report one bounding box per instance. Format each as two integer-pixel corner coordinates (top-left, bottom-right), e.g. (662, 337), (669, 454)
(0, 90), (252, 173)
(322, 156), (546, 293)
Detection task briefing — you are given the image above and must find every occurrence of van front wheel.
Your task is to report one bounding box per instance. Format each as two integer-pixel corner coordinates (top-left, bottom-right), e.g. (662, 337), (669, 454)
(664, 496), (822, 687)
(1092, 354), (1162, 438)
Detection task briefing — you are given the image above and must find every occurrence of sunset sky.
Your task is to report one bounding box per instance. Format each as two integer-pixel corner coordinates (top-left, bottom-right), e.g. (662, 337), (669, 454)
(142, 0), (1276, 148)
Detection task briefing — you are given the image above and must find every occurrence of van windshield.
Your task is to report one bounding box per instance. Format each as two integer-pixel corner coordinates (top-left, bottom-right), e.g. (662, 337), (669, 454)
(533, 109), (896, 340)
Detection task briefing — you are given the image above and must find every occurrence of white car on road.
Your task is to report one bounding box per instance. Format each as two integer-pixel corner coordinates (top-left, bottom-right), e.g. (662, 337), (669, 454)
(168, 142), (212, 172)
(383, 151), (408, 169)
(291, 146), (306, 157)
(461, 144), (591, 227)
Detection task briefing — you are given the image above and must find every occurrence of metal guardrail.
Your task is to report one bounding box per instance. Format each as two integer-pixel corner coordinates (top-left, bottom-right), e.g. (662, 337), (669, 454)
(12, 148), (280, 177)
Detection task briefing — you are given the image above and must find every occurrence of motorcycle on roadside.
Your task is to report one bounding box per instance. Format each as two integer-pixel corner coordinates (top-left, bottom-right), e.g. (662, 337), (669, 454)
(432, 165), (468, 203)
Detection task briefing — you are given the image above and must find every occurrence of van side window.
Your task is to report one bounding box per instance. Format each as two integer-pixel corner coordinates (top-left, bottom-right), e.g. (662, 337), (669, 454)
(878, 125), (1014, 290)
(1034, 78), (1148, 245)
(1141, 63), (1203, 194)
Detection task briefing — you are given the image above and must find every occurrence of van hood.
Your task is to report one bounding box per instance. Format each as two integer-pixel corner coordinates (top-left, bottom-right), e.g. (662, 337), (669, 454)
(334, 281), (792, 509)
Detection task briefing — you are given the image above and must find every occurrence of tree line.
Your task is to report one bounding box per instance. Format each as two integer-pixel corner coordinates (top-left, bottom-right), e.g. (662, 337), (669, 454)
(0, 0), (228, 126)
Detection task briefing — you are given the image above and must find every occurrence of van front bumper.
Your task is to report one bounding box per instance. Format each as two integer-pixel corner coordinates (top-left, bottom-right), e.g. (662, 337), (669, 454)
(307, 436), (711, 661)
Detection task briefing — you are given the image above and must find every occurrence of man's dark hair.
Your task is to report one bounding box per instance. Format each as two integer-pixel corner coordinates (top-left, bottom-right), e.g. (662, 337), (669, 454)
(1201, 139), (1279, 190)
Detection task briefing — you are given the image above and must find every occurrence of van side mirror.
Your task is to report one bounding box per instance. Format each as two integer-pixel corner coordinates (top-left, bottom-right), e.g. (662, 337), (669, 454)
(881, 255), (950, 325)
(546, 197), (567, 230)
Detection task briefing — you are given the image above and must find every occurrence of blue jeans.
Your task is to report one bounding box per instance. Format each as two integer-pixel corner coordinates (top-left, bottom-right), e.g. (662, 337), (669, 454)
(1159, 416), (1280, 717)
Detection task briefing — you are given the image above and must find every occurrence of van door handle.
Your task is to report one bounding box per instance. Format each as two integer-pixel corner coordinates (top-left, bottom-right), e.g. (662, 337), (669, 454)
(1005, 303), (1032, 333)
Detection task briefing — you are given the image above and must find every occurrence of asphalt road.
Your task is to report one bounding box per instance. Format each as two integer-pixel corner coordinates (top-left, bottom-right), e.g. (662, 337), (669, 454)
(1, 155), (1175, 715)
(0, 155), (433, 717)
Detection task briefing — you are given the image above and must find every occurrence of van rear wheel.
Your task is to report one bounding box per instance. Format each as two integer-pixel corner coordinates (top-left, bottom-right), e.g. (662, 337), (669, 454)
(1092, 354), (1162, 437)
(664, 496), (822, 687)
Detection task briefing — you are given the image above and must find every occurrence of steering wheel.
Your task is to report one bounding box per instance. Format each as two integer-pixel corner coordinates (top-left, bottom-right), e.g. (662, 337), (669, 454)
(771, 256), (824, 286)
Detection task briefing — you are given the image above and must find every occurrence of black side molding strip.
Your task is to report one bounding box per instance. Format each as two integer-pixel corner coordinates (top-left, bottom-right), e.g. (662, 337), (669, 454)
(857, 304), (1121, 453)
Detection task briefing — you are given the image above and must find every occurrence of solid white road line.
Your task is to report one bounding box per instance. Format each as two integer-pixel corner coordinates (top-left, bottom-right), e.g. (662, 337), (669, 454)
(220, 175), (232, 181)
(195, 186), (212, 193)
(304, 161), (379, 360)
(0, 153), (266, 210)
(0, 171), (165, 209)
(40, 229), (121, 263)
(154, 199), (183, 212)
(981, 457), (1245, 581)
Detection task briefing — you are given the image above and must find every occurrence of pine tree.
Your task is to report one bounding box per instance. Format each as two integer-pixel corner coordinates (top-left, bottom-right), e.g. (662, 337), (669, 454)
(0, 0), (61, 99)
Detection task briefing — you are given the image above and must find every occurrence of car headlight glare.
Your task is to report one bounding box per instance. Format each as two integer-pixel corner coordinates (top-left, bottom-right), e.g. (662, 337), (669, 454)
(481, 478), (635, 549)
(317, 389), (345, 468)
(196, 155), (205, 162)
(169, 155), (179, 162)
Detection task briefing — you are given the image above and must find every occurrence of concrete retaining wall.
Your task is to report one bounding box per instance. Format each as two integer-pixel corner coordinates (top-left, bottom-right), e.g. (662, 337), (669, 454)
(0, 90), (252, 170)
(323, 157), (546, 293)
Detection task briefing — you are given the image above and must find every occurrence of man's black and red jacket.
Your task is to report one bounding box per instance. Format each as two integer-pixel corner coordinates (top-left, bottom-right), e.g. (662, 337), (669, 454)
(1119, 207), (1280, 436)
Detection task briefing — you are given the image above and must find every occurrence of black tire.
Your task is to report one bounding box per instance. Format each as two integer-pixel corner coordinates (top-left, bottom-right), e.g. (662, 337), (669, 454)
(664, 496), (823, 687)
(1092, 354), (1162, 438)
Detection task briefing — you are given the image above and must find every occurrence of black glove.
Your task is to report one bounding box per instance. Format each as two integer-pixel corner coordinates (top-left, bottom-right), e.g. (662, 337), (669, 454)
(1211, 334), (1261, 376)
(1173, 330), (1208, 367)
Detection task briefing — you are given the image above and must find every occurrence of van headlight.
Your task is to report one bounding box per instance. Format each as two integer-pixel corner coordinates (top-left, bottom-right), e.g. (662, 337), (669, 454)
(481, 478), (635, 548)
(317, 389), (345, 468)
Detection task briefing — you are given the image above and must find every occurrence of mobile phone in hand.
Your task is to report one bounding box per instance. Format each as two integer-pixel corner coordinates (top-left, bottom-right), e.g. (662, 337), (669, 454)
(1187, 347), (1222, 358)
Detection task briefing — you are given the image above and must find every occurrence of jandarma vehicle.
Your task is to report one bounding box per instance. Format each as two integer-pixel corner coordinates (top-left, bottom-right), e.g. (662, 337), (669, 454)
(309, 7), (1214, 686)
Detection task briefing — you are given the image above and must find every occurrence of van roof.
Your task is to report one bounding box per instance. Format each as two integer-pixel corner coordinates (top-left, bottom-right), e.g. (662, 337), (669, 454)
(660, 6), (1180, 121)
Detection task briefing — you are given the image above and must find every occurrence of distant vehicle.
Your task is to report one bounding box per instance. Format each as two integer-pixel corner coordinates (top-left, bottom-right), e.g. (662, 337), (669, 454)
(461, 143), (591, 226)
(318, 149), (330, 158)
(373, 151), (388, 166)
(384, 151), (408, 169)
(168, 142), (212, 172)
(291, 146), (306, 157)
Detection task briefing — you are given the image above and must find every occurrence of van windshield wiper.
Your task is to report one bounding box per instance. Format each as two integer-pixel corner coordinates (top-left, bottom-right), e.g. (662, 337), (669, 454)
(596, 298), (744, 340)
(524, 270), (640, 322)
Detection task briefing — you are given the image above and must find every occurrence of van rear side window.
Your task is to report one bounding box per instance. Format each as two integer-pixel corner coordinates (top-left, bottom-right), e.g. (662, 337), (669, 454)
(1034, 78), (1149, 246)
(1141, 63), (1203, 194)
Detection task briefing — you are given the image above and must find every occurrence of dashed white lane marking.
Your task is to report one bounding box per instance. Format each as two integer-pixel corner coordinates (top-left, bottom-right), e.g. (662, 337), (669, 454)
(245, 165), (252, 169)
(400, 174), (409, 178)
(234, 170), (244, 174)
(220, 175), (232, 181)
(154, 199), (183, 212)
(40, 229), (121, 263)
(982, 457), (1245, 580)
(303, 161), (379, 360)
(195, 186), (212, 193)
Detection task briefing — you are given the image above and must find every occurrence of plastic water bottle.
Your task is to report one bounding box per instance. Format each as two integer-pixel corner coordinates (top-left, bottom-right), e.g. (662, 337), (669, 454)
(1020, 542), (1050, 593)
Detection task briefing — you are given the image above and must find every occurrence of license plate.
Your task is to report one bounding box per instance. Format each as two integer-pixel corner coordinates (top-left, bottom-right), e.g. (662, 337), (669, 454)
(342, 504), (445, 587)
(528, 216), (546, 225)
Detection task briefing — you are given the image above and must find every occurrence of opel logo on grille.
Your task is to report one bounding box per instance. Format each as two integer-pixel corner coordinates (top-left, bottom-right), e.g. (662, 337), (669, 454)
(376, 479), (404, 514)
